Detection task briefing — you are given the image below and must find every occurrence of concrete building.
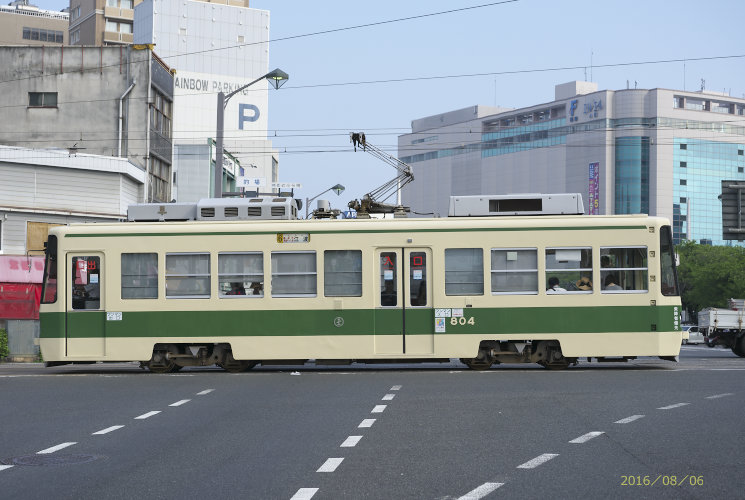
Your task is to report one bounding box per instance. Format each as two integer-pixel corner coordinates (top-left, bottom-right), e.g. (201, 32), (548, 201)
(398, 81), (745, 245)
(0, 45), (174, 203)
(0, 1), (69, 46)
(68, 0), (144, 46)
(134, 0), (279, 200)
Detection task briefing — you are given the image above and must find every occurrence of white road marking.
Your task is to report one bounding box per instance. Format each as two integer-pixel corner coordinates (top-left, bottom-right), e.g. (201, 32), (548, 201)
(37, 442), (77, 454)
(92, 425), (125, 435)
(135, 411), (161, 419)
(0, 465), (14, 472)
(169, 399), (191, 407)
(706, 393), (734, 399)
(196, 389), (214, 395)
(317, 457), (344, 472)
(517, 453), (559, 469)
(615, 415), (645, 424)
(658, 403), (690, 410)
(358, 419), (376, 428)
(457, 482), (504, 500)
(290, 488), (318, 500)
(390, 385), (402, 391)
(569, 431), (604, 443)
(382, 394), (396, 401)
(371, 405), (387, 413)
(340, 436), (363, 447)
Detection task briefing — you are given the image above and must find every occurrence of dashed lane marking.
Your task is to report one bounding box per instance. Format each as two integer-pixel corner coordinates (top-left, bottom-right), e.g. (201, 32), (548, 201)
(569, 431), (604, 443)
(371, 405), (387, 413)
(196, 389), (214, 395)
(0, 465), (14, 472)
(615, 415), (645, 424)
(92, 425), (125, 435)
(340, 436), (362, 448)
(706, 393), (734, 399)
(134, 411), (161, 420)
(358, 419), (376, 428)
(658, 403), (690, 410)
(390, 385), (402, 391)
(37, 442), (77, 454)
(382, 394), (396, 401)
(290, 488), (318, 500)
(517, 453), (559, 469)
(169, 399), (191, 407)
(317, 458), (344, 473)
(457, 482), (504, 500)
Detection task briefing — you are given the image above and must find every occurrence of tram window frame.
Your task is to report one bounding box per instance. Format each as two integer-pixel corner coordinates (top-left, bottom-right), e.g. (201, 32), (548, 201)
(71, 256), (101, 310)
(660, 225), (680, 296)
(165, 253), (211, 299)
(271, 251), (317, 298)
(218, 252), (264, 298)
(444, 248), (484, 296)
(545, 247), (593, 294)
(324, 250), (362, 297)
(599, 247), (648, 293)
(121, 253), (158, 299)
(490, 248), (538, 295)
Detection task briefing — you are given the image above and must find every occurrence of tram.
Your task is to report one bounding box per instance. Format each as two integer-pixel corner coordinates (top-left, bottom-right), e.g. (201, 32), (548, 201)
(39, 195), (682, 372)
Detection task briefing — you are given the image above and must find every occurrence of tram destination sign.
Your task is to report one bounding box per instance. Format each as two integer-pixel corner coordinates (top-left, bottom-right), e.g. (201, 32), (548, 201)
(277, 233), (310, 243)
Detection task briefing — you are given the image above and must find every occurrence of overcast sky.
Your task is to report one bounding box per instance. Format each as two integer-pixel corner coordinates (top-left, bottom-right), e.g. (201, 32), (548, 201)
(29, 0), (745, 213)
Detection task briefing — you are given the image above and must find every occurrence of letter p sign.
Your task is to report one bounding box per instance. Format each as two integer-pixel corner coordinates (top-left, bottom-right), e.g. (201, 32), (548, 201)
(238, 103), (260, 130)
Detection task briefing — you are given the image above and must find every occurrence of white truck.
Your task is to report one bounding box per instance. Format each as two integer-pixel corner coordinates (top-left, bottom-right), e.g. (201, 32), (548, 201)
(698, 302), (745, 356)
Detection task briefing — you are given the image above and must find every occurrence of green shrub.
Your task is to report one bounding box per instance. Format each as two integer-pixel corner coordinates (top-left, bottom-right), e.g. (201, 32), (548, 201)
(0, 329), (8, 361)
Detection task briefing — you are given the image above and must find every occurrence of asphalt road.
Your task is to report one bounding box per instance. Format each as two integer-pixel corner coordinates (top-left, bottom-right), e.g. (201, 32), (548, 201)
(0, 345), (743, 500)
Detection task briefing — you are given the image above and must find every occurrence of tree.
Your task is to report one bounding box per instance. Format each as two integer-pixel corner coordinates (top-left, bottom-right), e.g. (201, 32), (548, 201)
(676, 241), (745, 319)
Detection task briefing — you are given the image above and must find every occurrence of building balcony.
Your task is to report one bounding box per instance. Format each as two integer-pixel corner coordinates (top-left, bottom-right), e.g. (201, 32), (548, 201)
(104, 6), (134, 21)
(103, 31), (134, 44)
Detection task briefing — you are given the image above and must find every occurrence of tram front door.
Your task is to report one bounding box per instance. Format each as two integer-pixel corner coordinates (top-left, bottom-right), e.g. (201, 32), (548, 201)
(66, 253), (105, 357)
(374, 248), (433, 355)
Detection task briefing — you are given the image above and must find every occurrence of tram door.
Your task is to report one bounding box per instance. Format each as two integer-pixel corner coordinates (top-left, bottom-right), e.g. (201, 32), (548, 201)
(374, 248), (433, 355)
(66, 253), (105, 357)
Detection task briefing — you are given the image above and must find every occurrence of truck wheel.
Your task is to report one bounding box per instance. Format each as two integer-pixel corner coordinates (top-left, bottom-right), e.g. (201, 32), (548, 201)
(732, 336), (745, 358)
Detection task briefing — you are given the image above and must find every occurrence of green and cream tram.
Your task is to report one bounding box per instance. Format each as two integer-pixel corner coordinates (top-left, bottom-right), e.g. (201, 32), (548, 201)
(39, 200), (682, 372)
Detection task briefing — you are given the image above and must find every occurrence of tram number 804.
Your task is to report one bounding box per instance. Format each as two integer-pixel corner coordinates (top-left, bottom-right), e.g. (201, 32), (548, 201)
(450, 317), (476, 326)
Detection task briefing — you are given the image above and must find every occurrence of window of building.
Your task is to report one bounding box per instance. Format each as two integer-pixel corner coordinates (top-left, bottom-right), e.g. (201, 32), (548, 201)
(71, 30), (80, 44)
(271, 251), (316, 297)
(150, 90), (172, 137)
(680, 179), (687, 185)
(545, 248), (592, 293)
(739, 167), (744, 173)
(122, 253), (158, 299)
(680, 143), (687, 150)
(444, 248), (483, 295)
(218, 252), (263, 297)
(680, 197), (687, 203)
(149, 157), (170, 203)
(600, 247), (647, 293)
(324, 250), (362, 297)
(680, 161), (687, 168)
(685, 98), (704, 111)
(28, 92), (57, 107)
(165, 253), (210, 298)
(490, 248), (538, 294)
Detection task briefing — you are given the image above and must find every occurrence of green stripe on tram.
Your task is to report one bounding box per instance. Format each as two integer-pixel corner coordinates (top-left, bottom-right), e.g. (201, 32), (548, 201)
(63, 225), (647, 239)
(40, 305), (679, 339)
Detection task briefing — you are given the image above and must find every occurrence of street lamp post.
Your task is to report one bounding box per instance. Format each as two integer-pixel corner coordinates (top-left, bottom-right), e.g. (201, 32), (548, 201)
(214, 68), (289, 199)
(305, 184), (345, 219)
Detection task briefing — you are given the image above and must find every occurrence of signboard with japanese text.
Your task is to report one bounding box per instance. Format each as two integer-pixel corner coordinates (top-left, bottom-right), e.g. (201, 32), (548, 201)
(589, 162), (600, 215)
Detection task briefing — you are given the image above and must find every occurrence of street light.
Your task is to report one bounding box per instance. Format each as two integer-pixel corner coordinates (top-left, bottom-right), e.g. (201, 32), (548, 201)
(214, 68), (289, 199)
(306, 183), (345, 219)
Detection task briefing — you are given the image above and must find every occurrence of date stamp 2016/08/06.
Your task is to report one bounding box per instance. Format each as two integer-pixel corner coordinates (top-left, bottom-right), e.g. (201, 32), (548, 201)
(621, 475), (703, 487)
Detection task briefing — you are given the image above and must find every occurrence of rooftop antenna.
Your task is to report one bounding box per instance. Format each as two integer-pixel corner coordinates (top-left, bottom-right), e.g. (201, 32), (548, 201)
(590, 50), (593, 81)
(700, 78), (705, 91)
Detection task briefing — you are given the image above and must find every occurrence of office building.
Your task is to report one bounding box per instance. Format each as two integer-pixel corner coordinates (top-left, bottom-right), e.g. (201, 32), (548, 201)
(0, 1), (68, 46)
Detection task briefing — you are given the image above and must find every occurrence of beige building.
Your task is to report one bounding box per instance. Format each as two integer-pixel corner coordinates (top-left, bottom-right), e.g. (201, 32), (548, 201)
(0, 2), (69, 46)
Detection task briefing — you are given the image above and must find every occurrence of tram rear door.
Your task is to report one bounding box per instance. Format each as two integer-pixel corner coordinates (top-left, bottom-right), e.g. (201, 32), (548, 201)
(65, 254), (105, 357)
(374, 248), (433, 355)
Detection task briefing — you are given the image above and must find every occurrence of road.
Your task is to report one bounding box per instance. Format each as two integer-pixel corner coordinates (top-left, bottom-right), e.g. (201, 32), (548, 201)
(0, 345), (743, 500)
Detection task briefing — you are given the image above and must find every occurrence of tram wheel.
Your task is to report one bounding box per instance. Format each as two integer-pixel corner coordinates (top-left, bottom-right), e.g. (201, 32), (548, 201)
(147, 350), (180, 373)
(460, 355), (493, 371)
(219, 351), (258, 372)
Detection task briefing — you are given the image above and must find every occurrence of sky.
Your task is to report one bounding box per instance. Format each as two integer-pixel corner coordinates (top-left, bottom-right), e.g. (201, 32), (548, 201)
(28, 0), (745, 214)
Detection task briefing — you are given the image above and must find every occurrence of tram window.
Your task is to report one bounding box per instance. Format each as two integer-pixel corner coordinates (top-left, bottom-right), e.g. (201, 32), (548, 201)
(445, 248), (484, 295)
(380, 252), (397, 306)
(409, 252), (427, 306)
(218, 252), (263, 297)
(271, 251), (317, 297)
(491, 248), (538, 294)
(600, 247), (648, 293)
(659, 225), (680, 296)
(121, 253), (158, 299)
(545, 248), (592, 294)
(41, 235), (58, 304)
(71, 256), (100, 310)
(324, 250), (362, 297)
(165, 253), (210, 298)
